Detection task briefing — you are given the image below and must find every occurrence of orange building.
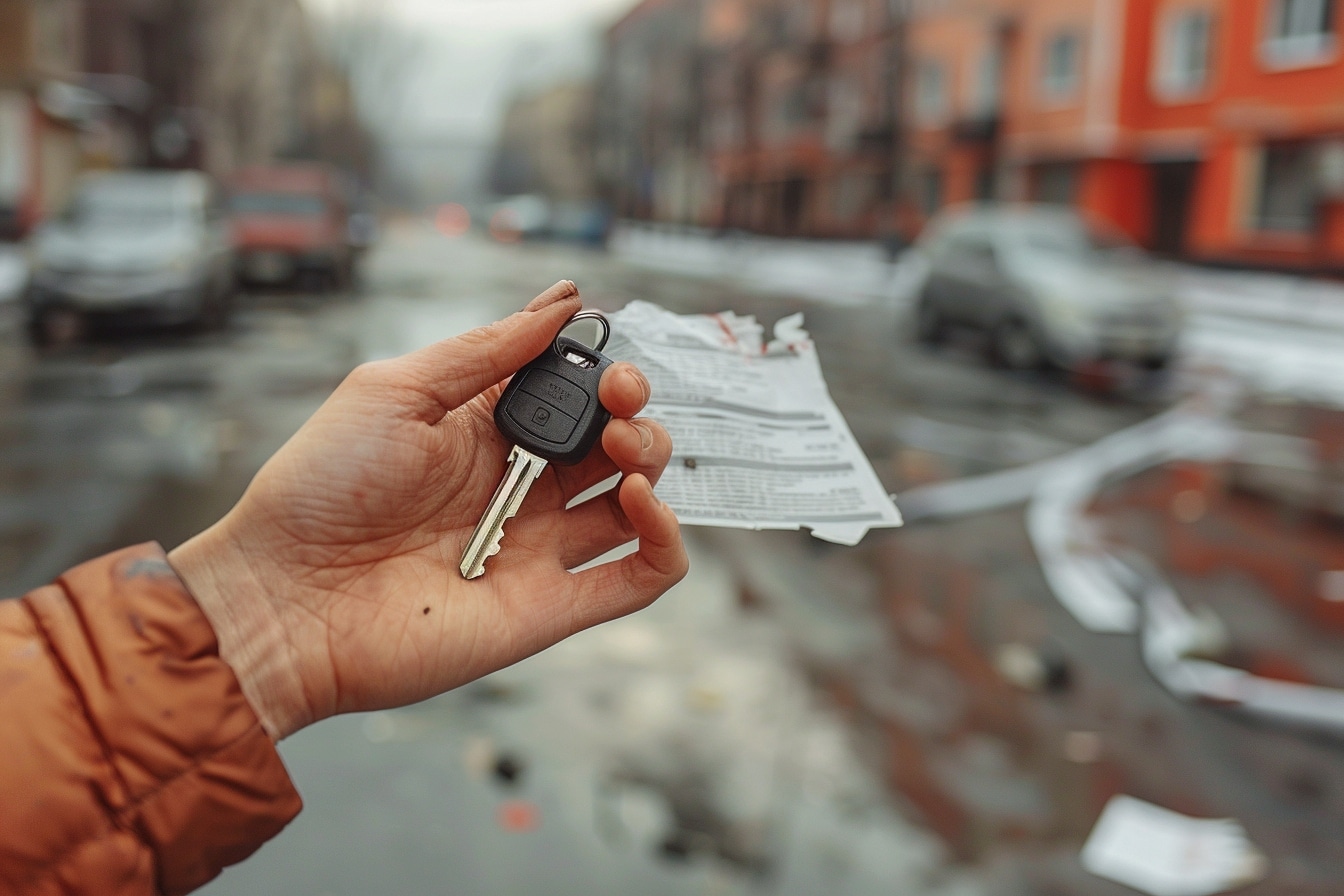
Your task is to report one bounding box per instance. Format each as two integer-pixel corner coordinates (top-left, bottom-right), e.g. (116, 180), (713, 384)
(909, 0), (1344, 270)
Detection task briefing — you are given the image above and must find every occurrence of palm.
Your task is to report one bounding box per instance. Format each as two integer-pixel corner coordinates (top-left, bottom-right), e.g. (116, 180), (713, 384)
(195, 289), (686, 732)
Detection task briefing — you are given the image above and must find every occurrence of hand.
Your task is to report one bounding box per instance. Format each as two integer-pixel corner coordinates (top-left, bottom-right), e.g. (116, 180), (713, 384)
(169, 282), (688, 739)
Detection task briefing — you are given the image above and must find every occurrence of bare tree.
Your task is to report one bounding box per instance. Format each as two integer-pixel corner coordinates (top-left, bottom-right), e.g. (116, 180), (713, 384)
(311, 0), (429, 140)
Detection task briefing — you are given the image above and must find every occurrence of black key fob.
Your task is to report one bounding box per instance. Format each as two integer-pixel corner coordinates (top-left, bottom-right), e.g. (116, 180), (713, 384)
(496, 334), (613, 466)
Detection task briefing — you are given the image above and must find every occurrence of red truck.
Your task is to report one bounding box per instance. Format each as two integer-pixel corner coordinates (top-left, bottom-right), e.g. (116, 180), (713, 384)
(228, 165), (355, 290)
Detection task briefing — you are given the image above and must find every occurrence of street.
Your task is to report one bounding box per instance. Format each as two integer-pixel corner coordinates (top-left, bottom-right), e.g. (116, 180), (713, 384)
(5, 221), (1344, 895)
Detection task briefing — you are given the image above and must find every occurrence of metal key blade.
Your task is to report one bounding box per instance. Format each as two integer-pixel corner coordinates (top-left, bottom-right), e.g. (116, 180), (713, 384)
(459, 445), (549, 580)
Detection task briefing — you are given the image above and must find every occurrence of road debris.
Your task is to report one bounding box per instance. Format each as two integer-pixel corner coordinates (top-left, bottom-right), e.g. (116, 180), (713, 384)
(1081, 795), (1268, 896)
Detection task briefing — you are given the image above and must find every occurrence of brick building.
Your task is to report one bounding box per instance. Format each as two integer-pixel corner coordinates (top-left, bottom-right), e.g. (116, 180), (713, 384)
(908, 0), (1344, 270)
(596, 0), (706, 224)
(707, 0), (901, 237)
(600, 0), (903, 238)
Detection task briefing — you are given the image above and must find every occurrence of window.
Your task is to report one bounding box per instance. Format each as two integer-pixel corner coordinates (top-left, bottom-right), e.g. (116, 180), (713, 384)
(1155, 8), (1213, 98)
(919, 165), (944, 216)
(1041, 31), (1082, 101)
(915, 59), (948, 124)
(1256, 142), (1318, 233)
(1032, 162), (1080, 205)
(970, 41), (1004, 117)
(826, 74), (864, 150)
(1263, 0), (1336, 67)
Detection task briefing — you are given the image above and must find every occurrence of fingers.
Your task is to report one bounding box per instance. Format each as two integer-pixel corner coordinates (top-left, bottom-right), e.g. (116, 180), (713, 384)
(566, 475), (688, 633)
(599, 363), (651, 419)
(517, 415), (673, 565)
(389, 281), (581, 423)
(550, 363), (657, 501)
(551, 412), (672, 505)
(524, 280), (580, 313)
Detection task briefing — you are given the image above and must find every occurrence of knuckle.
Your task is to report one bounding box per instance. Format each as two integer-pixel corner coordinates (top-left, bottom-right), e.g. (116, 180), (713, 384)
(606, 492), (638, 541)
(344, 360), (388, 389)
(666, 547), (691, 584)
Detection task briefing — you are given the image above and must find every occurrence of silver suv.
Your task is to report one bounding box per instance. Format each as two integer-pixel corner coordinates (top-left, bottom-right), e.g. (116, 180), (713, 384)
(25, 171), (235, 344)
(913, 204), (1184, 371)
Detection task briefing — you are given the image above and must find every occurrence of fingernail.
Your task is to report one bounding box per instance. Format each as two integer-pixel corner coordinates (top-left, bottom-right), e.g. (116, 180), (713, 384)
(630, 419), (654, 451)
(524, 280), (580, 312)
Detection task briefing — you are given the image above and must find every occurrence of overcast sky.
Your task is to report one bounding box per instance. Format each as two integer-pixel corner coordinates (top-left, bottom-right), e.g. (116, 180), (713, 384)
(304, 0), (639, 140)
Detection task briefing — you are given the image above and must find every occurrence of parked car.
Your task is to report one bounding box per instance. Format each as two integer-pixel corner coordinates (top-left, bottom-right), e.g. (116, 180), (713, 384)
(485, 195), (611, 246)
(228, 165), (354, 290)
(25, 171), (235, 345)
(0, 243), (28, 304)
(913, 204), (1184, 371)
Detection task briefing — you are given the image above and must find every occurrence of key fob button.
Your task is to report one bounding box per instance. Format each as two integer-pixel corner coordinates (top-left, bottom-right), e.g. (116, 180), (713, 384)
(516, 369), (590, 420)
(496, 333), (613, 465)
(505, 392), (579, 444)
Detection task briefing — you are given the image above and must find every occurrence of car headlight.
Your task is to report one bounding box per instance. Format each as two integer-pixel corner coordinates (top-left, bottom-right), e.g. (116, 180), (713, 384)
(1036, 290), (1089, 328)
(158, 255), (195, 275)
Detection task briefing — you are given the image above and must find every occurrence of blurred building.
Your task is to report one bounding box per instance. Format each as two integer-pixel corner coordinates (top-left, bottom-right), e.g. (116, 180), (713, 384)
(0, 0), (370, 238)
(703, 0), (902, 237)
(0, 0), (89, 237)
(603, 0), (1344, 270)
(908, 0), (1344, 271)
(599, 0), (903, 238)
(596, 0), (707, 224)
(489, 82), (598, 201)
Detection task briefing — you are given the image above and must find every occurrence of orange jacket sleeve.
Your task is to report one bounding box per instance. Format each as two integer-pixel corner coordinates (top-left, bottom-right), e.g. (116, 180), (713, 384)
(0, 544), (303, 896)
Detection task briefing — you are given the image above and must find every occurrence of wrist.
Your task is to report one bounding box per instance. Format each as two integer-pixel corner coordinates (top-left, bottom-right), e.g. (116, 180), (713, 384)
(168, 523), (314, 740)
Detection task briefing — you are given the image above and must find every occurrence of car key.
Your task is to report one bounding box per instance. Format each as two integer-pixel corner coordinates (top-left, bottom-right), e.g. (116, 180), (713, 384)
(459, 312), (614, 580)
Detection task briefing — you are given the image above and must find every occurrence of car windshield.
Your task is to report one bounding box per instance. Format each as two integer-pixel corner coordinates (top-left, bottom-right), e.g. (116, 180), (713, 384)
(65, 185), (190, 228)
(1008, 217), (1135, 259)
(230, 192), (327, 217)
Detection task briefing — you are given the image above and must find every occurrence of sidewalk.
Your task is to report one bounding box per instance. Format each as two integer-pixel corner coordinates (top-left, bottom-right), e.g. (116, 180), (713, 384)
(609, 223), (903, 308)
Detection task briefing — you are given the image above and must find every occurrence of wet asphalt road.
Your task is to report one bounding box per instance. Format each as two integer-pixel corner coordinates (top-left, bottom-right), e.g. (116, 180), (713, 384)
(4, 223), (1340, 894)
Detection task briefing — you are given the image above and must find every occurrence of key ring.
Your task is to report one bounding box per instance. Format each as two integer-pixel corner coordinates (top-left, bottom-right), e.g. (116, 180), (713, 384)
(556, 310), (611, 354)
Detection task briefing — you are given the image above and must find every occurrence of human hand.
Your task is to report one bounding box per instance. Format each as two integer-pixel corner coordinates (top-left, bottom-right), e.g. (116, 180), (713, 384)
(169, 281), (688, 738)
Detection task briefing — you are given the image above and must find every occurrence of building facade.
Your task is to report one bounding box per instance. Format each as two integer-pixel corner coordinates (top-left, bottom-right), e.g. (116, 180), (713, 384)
(596, 0), (707, 224)
(0, 0), (88, 237)
(0, 0), (366, 238)
(908, 0), (1344, 269)
(604, 0), (1344, 270)
(600, 0), (903, 238)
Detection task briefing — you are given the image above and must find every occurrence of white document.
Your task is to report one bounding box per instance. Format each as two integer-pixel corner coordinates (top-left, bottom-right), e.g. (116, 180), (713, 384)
(605, 301), (902, 546)
(1081, 796), (1268, 896)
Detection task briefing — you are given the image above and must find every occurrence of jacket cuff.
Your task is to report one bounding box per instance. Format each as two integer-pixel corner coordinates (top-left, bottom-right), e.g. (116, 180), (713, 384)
(25, 543), (303, 895)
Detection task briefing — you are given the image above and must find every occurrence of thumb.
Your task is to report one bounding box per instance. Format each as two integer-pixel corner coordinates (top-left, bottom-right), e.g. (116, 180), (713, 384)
(393, 282), (581, 422)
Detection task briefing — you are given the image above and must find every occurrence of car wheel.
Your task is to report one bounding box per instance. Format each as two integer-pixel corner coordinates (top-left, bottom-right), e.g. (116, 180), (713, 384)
(28, 307), (85, 348)
(206, 291), (232, 330)
(913, 292), (946, 345)
(193, 282), (230, 333)
(990, 317), (1044, 370)
(297, 269), (327, 293)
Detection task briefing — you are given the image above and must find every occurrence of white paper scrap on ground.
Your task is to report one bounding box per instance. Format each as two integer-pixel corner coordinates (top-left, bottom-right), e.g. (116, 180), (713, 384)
(605, 301), (902, 545)
(1081, 796), (1268, 896)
